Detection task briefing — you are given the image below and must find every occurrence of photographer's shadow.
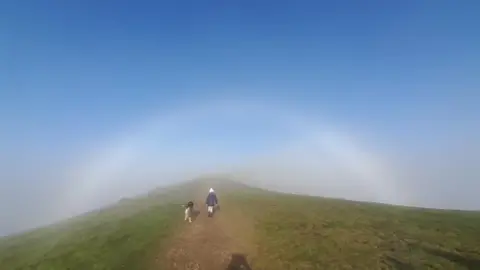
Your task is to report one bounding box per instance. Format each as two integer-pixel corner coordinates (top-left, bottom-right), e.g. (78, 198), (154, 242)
(226, 253), (252, 270)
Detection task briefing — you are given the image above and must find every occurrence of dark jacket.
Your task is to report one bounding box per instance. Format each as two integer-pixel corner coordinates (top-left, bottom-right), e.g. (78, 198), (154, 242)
(205, 193), (218, 206)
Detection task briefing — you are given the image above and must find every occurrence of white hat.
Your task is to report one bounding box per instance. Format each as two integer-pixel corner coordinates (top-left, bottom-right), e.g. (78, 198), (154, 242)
(209, 188), (214, 193)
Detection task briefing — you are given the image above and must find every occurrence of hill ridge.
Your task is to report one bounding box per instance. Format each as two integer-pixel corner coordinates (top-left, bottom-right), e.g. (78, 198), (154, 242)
(1, 179), (479, 269)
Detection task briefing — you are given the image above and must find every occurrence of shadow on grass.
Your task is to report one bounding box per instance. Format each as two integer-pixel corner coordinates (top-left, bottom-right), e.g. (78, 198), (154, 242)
(225, 253), (252, 270)
(421, 245), (480, 270)
(384, 255), (414, 270)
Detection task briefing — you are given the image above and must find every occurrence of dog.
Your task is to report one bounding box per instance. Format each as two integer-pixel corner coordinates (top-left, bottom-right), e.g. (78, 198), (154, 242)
(183, 201), (194, 223)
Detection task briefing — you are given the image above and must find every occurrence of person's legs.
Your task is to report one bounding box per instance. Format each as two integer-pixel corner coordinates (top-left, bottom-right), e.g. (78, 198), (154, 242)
(207, 206), (213, 217)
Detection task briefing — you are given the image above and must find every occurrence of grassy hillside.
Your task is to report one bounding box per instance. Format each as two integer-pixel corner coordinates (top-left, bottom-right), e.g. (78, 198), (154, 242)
(225, 190), (480, 269)
(0, 181), (200, 270)
(1, 179), (479, 270)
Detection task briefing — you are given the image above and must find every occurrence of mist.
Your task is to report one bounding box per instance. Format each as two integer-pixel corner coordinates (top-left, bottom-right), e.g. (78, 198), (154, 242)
(1, 99), (479, 236)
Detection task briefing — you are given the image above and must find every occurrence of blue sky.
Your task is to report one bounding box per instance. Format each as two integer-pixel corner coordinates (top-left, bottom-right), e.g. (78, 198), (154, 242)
(3, 1), (478, 140)
(1, 1), (480, 234)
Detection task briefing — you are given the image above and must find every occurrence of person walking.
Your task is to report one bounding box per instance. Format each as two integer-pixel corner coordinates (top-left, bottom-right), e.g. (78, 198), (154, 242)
(205, 188), (218, 217)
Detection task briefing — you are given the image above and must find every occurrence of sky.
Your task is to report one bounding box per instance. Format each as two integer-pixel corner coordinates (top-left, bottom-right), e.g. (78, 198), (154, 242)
(1, 1), (480, 236)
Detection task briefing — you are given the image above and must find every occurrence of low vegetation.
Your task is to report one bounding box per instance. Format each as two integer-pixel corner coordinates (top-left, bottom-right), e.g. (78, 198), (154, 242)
(1, 179), (479, 269)
(0, 181), (199, 270)
(227, 190), (480, 269)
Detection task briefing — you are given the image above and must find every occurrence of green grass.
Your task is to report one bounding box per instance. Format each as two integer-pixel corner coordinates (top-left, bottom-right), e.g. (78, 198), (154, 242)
(0, 181), (199, 270)
(226, 190), (480, 270)
(2, 180), (480, 270)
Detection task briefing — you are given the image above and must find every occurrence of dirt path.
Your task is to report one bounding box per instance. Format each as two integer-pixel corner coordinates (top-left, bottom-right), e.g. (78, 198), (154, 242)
(157, 193), (256, 270)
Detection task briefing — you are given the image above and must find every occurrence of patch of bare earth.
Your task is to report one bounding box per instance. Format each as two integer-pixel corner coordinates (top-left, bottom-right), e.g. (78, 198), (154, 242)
(157, 196), (256, 270)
